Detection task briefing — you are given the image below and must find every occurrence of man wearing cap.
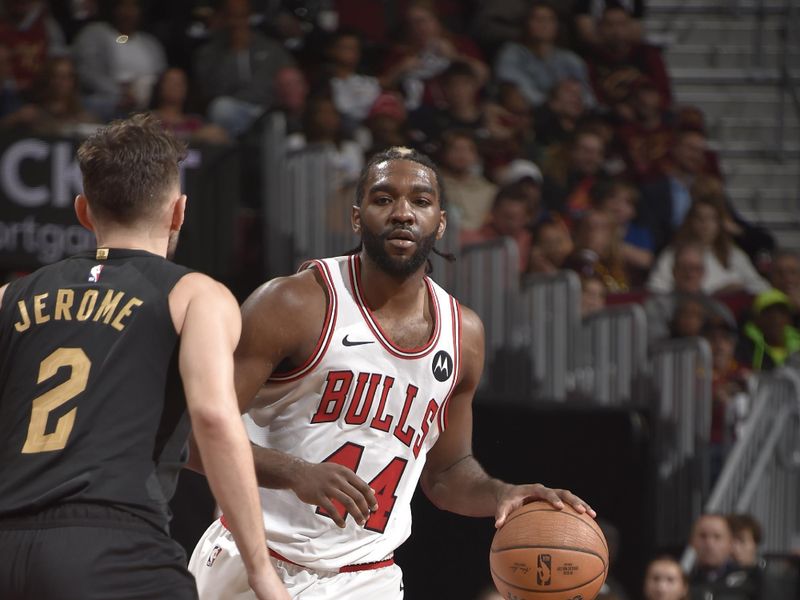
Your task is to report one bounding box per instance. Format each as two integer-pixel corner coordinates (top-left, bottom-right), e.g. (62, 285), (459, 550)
(736, 289), (800, 371)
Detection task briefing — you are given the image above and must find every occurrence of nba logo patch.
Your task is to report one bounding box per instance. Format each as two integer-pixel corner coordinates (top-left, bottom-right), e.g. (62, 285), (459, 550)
(88, 265), (104, 283)
(206, 546), (222, 567)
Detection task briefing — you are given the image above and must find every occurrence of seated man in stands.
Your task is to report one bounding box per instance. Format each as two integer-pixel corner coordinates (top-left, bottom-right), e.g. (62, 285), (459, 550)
(737, 289), (800, 372)
(461, 185), (534, 273)
(644, 242), (734, 346)
(689, 514), (759, 600)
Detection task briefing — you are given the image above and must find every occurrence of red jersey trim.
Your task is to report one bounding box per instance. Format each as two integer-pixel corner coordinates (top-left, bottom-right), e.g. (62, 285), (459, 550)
(437, 298), (462, 433)
(269, 260), (338, 383)
(347, 255), (441, 359)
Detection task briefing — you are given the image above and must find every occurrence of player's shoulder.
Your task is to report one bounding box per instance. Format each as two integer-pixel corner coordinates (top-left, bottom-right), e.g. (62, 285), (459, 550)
(457, 303), (485, 346)
(241, 267), (328, 322)
(173, 272), (236, 304)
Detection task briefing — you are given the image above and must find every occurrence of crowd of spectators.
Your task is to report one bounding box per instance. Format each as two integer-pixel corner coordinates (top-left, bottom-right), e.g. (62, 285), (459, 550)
(2, 2), (798, 599)
(3, 0), (798, 463)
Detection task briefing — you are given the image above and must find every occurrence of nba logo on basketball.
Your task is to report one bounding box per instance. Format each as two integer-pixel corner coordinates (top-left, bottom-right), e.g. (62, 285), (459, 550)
(536, 554), (552, 586)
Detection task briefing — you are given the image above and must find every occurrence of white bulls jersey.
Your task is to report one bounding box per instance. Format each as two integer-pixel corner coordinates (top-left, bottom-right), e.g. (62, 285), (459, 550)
(244, 254), (462, 571)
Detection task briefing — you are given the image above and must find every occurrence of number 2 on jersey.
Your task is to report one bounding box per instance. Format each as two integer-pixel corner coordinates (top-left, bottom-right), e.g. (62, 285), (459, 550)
(316, 442), (408, 533)
(22, 347), (91, 454)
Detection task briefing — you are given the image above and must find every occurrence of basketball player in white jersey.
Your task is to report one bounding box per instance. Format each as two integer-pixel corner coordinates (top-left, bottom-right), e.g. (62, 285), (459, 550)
(188, 147), (595, 599)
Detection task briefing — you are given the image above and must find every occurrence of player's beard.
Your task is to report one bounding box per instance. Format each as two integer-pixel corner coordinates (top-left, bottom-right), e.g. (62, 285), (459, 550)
(167, 229), (180, 260)
(361, 224), (437, 278)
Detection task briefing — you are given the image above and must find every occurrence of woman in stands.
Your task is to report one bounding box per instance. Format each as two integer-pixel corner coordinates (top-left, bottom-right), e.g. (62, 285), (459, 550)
(647, 197), (769, 296)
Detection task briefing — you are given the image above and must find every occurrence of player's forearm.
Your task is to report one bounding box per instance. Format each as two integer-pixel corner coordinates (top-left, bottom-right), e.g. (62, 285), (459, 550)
(251, 444), (311, 491)
(423, 455), (511, 518)
(192, 411), (271, 576)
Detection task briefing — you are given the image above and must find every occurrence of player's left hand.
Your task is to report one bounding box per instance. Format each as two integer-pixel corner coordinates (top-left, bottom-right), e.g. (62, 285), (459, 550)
(494, 483), (596, 529)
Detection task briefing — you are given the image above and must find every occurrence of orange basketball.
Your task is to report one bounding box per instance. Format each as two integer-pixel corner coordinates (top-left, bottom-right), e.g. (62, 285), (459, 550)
(489, 501), (608, 600)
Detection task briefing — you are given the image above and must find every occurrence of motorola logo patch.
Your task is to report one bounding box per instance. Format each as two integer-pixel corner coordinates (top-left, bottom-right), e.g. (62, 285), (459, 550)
(431, 350), (453, 382)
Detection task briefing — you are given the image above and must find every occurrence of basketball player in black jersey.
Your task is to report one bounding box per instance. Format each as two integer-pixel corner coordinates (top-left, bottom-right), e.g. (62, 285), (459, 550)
(0, 115), (289, 600)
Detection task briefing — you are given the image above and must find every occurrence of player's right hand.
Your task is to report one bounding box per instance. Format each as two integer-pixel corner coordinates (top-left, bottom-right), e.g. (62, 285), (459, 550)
(291, 461), (379, 528)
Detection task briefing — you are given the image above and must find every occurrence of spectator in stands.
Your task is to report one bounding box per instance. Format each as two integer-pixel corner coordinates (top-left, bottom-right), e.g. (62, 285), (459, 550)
(617, 76), (676, 181)
(528, 215), (573, 274)
(409, 61), (489, 153)
(469, 0), (530, 57)
(461, 185), (534, 273)
(647, 198), (770, 296)
(437, 129), (497, 231)
(586, 6), (671, 118)
(286, 96), (364, 185)
(380, 1), (487, 111)
(494, 1), (594, 108)
(639, 130), (714, 251)
(705, 315), (751, 480)
(573, 0), (645, 49)
(737, 289), (800, 372)
(273, 66), (310, 136)
(495, 159), (546, 223)
(363, 92), (410, 156)
(590, 177), (654, 284)
(690, 513), (761, 600)
(0, 0), (67, 93)
(534, 78), (588, 149)
(769, 250), (800, 315)
(690, 514), (737, 585)
(0, 43), (24, 119)
(149, 67), (229, 144)
(542, 127), (608, 220)
(669, 296), (709, 339)
(690, 174), (775, 268)
(480, 81), (537, 170)
(643, 556), (689, 600)
(727, 514), (762, 569)
(644, 243), (734, 346)
(0, 56), (98, 136)
(323, 30), (381, 131)
(193, 0), (293, 137)
(566, 209), (628, 292)
(580, 271), (608, 318)
(72, 0), (166, 121)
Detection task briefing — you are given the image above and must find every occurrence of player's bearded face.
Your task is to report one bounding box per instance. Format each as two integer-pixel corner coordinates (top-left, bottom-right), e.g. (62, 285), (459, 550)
(361, 222), (437, 277)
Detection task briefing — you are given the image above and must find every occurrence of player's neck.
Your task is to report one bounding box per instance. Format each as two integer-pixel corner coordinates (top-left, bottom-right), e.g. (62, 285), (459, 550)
(93, 229), (169, 258)
(358, 253), (428, 313)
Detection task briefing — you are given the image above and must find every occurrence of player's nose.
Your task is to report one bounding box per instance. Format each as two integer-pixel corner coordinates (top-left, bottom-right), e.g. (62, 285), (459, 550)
(389, 197), (414, 224)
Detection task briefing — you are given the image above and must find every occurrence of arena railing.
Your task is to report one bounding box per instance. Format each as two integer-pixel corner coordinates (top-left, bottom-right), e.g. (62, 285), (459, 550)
(573, 304), (649, 407)
(517, 270), (582, 402)
(650, 337), (714, 549)
(456, 238), (520, 393)
(681, 367), (800, 571)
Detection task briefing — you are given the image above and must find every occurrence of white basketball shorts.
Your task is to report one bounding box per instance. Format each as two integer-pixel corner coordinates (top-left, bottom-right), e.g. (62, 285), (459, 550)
(188, 519), (404, 600)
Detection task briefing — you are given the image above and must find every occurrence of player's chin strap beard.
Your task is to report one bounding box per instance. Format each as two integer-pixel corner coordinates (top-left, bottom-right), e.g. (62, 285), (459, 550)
(344, 243), (456, 275)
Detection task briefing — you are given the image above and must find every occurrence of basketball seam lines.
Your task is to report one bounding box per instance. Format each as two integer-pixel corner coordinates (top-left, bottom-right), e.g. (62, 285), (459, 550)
(499, 508), (609, 560)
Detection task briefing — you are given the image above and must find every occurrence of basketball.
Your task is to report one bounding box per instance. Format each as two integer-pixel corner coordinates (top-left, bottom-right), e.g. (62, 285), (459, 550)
(489, 501), (608, 600)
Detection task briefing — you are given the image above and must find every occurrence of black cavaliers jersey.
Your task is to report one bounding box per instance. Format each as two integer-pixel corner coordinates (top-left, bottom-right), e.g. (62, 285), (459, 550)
(0, 248), (193, 531)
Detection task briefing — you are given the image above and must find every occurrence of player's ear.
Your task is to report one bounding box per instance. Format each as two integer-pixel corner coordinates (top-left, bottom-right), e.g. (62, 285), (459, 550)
(74, 194), (95, 232)
(436, 209), (447, 241)
(351, 204), (361, 234)
(170, 194), (187, 231)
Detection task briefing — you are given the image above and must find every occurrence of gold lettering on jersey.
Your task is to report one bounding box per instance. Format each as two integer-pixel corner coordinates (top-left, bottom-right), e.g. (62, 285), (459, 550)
(75, 290), (98, 320)
(13, 288), (144, 333)
(55, 289), (74, 320)
(93, 290), (125, 325)
(14, 300), (31, 332)
(33, 293), (50, 325)
(96, 248), (109, 260)
(110, 297), (143, 331)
